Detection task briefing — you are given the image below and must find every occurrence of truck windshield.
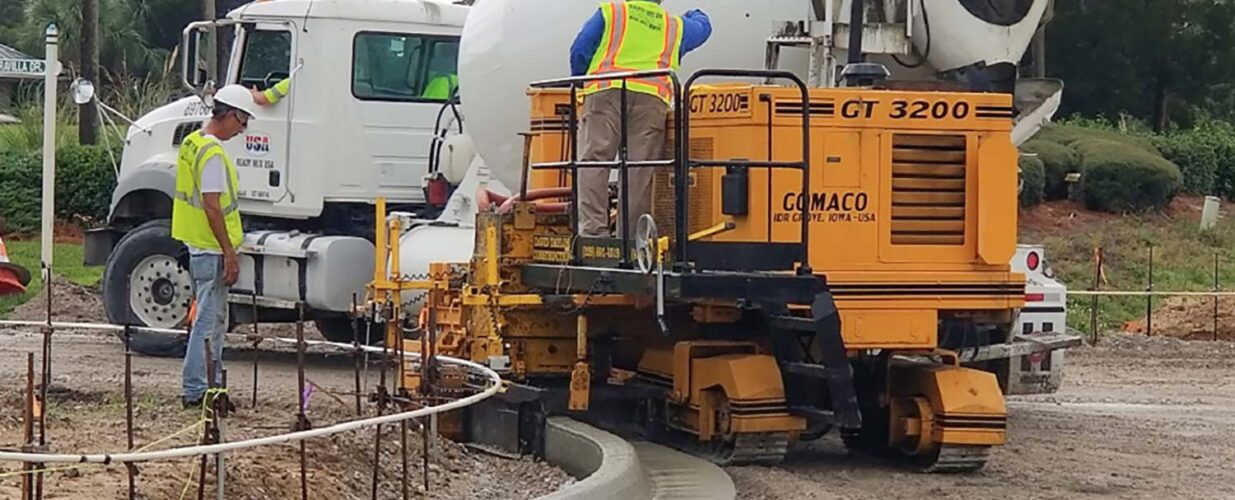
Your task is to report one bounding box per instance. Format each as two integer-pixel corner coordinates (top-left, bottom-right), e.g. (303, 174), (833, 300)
(238, 30), (292, 90)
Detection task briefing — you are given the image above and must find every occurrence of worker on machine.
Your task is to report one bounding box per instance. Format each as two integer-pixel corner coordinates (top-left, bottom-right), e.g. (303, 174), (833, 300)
(172, 85), (254, 409)
(569, 0), (711, 237)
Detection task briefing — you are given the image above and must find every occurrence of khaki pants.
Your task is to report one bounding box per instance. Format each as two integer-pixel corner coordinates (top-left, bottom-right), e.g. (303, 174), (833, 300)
(577, 89), (669, 237)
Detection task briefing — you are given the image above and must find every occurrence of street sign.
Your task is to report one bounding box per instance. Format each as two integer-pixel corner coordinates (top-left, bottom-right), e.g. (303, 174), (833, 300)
(0, 58), (48, 79)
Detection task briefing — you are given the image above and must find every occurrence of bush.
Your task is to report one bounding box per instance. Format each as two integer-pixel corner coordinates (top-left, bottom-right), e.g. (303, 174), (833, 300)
(0, 145), (117, 233)
(1035, 123), (1161, 156)
(1021, 140), (1080, 200)
(1157, 120), (1235, 197)
(1019, 155), (1046, 207)
(1074, 139), (1182, 213)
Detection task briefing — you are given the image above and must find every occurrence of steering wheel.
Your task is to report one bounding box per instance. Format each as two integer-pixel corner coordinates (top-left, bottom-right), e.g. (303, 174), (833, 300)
(635, 214), (659, 275)
(263, 71), (290, 90)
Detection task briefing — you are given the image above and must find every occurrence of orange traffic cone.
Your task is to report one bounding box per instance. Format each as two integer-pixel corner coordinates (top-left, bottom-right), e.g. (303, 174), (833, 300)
(0, 237), (31, 296)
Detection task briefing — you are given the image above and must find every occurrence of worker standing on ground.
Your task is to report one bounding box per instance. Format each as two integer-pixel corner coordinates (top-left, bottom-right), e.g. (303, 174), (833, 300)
(172, 85), (255, 408)
(570, 0), (711, 237)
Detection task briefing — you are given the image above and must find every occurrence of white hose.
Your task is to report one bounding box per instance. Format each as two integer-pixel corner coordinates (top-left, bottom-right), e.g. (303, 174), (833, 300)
(0, 321), (502, 465)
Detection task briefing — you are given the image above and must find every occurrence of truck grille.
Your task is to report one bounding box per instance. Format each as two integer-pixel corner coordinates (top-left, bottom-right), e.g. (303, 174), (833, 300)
(890, 134), (967, 245)
(172, 122), (202, 147)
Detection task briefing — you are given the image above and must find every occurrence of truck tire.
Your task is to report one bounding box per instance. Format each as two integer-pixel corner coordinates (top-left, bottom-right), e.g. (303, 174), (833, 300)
(102, 219), (191, 357)
(315, 316), (377, 345)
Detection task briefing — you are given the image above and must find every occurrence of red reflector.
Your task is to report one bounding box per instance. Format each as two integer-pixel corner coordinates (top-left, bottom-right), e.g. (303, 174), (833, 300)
(1025, 293), (1045, 302)
(1026, 251), (1040, 271)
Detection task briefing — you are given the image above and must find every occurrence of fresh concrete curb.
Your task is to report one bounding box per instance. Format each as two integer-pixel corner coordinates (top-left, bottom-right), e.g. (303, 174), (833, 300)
(537, 417), (653, 500)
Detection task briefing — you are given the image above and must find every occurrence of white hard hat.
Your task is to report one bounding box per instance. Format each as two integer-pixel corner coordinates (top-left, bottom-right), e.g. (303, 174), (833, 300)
(211, 84), (260, 118)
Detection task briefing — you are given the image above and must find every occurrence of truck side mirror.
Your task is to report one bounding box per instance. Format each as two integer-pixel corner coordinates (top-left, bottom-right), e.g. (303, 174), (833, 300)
(184, 26), (207, 89)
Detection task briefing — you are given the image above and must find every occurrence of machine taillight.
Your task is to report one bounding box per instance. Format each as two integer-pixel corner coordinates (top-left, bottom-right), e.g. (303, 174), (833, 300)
(1026, 251), (1040, 272)
(1025, 293), (1045, 302)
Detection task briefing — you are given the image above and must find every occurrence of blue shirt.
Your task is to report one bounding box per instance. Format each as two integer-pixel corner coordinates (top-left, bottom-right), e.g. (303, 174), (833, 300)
(569, 4), (713, 76)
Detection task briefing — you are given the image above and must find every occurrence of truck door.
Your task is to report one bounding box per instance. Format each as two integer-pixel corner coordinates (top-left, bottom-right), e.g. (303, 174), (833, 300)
(227, 25), (295, 204)
(351, 32), (460, 201)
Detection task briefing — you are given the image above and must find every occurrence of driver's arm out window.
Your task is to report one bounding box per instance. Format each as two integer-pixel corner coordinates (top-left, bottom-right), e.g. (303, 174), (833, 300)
(238, 30), (292, 91)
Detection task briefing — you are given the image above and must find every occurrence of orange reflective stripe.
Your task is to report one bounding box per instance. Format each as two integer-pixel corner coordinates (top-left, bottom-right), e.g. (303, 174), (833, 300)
(588, 2), (628, 93)
(597, 2), (627, 72)
(657, 14), (678, 69)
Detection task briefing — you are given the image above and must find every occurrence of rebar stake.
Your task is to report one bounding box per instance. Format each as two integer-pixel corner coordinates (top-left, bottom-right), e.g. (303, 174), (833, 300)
(397, 298), (409, 500)
(1090, 247), (1102, 344)
(197, 339), (215, 500)
(124, 324), (136, 500)
(422, 287), (438, 492)
(1146, 246), (1154, 336)
(217, 369), (228, 500)
(251, 293), (261, 408)
(296, 304), (309, 500)
(352, 293), (363, 416)
(22, 352), (34, 500)
(36, 266), (54, 500)
(371, 303), (391, 500)
(1215, 252), (1221, 342)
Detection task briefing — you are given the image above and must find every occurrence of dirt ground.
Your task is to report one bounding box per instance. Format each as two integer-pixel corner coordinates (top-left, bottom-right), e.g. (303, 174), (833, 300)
(1124, 295), (1235, 341)
(729, 332), (1235, 499)
(0, 328), (570, 499)
(10, 281), (1235, 498)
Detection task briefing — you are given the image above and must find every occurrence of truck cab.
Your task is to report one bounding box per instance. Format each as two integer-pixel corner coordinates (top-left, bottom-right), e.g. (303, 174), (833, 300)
(89, 0), (469, 354)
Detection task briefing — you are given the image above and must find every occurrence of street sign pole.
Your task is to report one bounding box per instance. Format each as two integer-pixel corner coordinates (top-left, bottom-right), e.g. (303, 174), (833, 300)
(41, 24), (59, 275)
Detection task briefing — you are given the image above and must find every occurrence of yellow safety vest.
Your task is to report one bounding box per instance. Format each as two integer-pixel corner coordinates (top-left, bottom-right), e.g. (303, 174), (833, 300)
(582, 1), (684, 104)
(171, 130), (244, 251)
(422, 74), (459, 99)
(263, 78), (291, 105)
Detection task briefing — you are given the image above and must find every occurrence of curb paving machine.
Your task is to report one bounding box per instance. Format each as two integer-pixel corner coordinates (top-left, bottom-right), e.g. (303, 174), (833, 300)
(383, 65), (1019, 471)
(84, 0), (1078, 471)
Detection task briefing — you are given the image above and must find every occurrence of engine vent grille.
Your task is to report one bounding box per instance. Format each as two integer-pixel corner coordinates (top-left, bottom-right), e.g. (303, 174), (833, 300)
(653, 137), (714, 238)
(891, 134), (967, 245)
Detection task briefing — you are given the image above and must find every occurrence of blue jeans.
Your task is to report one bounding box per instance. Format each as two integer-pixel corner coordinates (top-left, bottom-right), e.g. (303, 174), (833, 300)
(182, 253), (227, 401)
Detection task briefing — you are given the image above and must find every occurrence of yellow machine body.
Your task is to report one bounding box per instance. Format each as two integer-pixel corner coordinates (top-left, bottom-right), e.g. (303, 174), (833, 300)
(527, 85), (1025, 350)
(637, 341), (806, 442)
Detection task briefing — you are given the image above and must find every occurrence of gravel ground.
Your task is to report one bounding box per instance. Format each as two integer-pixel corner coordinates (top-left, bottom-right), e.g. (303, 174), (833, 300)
(728, 333), (1235, 499)
(0, 328), (571, 499)
(15, 280), (1235, 498)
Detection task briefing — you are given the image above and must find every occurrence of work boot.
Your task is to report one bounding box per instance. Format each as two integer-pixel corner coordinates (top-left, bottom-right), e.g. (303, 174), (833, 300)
(182, 396), (203, 410)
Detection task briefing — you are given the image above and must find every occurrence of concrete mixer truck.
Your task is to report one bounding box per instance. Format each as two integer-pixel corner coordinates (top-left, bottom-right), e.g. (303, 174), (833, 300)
(85, 0), (1072, 386)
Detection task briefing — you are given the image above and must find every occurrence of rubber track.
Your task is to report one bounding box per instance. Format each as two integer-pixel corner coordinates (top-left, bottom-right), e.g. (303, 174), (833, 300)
(921, 445), (990, 473)
(705, 433), (791, 466)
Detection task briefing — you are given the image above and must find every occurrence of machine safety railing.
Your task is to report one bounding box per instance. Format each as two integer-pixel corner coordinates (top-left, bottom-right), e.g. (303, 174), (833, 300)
(528, 68), (814, 273)
(529, 69), (682, 269)
(681, 69), (812, 274)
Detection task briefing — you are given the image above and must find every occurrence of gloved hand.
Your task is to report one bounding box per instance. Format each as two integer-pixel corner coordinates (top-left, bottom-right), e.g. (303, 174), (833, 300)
(684, 8), (706, 18)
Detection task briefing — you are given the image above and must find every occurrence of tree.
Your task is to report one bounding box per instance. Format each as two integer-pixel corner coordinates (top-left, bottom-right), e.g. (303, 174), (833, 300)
(5, 0), (168, 78)
(79, 0), (99, 145)
(1049, 0), (1235, 132)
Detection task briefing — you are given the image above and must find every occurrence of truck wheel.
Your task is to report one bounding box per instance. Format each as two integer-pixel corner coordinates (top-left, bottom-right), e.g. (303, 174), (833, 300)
(103, 219), (191, 357)
(315, 316), (377, 345)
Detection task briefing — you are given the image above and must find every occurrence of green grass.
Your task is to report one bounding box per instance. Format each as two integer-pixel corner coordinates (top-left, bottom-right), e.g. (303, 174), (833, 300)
(0, 241), (102, 316)
(1023, 212), (1235, 335)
